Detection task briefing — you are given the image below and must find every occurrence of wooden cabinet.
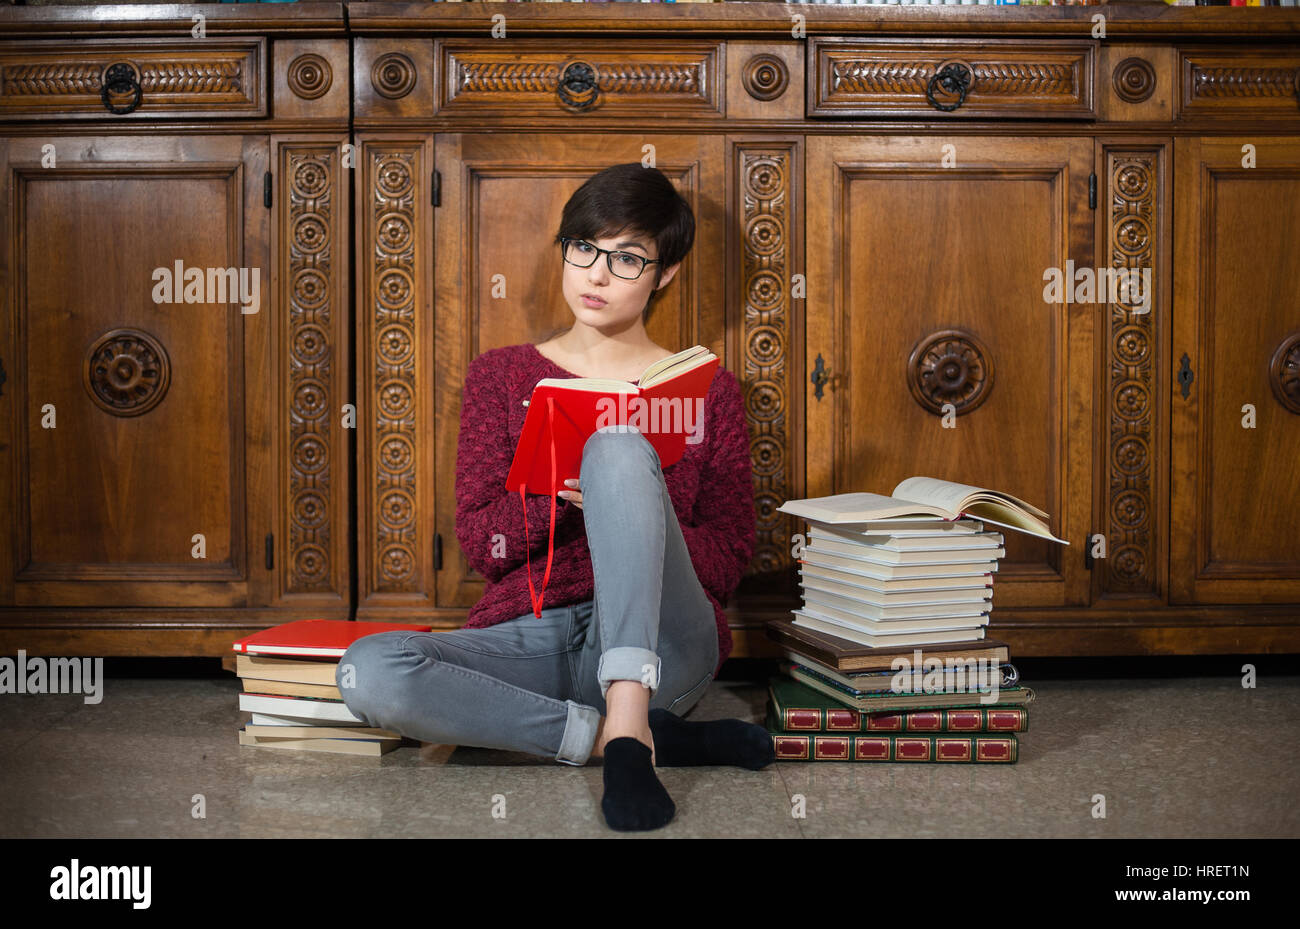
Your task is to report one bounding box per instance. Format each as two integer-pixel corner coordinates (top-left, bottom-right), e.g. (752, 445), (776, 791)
(1, 4), (1299, 659)
(805, 135), (1096, 610)
(0, 16), (353, 655)
(0, 133), (272, 610)
(1171, 136), (1300, 605)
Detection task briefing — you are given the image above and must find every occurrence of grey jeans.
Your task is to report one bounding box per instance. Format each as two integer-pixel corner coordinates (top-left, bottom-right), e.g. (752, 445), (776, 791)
(336, 425), (720, 765)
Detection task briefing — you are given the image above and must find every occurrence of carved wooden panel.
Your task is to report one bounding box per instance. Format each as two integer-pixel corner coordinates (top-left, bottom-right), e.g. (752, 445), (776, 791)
(278, 142), (348, 598)
(1171, 137), (1300, 604)
(810, 38), (1095, 119)
(356, 138), (433, 612)
(737, 145), (799, 590)
(0, 39), (265, 119)
(437, 39), (722, 117)
(1178, 49), (1300, 120)
(1101, 148), (1165, 599)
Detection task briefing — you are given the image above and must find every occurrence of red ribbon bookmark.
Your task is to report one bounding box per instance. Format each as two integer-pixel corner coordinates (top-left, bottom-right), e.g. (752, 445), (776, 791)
(519, 394), (559, 618)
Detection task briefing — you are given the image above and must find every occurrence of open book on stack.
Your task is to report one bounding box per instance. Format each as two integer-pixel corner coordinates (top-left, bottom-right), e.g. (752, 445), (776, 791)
(232, 620), (431, 757)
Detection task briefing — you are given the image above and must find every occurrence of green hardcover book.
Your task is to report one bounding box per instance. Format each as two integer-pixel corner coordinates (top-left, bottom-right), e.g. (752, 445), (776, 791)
(767, 703), (1018, 763)
(769, 676), (1029, 734)
(782, 663), (1036, 713)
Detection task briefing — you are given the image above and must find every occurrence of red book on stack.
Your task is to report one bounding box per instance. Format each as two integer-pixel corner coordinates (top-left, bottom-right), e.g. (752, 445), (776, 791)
(232, 619), (434, 658)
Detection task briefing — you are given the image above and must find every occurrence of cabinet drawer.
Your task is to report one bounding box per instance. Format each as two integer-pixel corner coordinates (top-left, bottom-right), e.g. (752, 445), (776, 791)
(434, 38), (722, 117)
(810, 38), (1095, 120)
(1178, 48), (1300, 120)
(0, 38), (265, 120)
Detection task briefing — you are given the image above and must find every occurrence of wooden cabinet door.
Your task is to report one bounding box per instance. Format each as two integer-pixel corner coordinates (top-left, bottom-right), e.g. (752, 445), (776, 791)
(0, 135), (272, 609)
(1171, 137), (1300, 604)
(806, 136), (1095, 608)
(421, 133), (727, 617)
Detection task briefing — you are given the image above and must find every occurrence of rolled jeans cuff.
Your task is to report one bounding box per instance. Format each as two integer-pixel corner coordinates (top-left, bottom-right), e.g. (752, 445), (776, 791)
(556, 700), (601, 766)
(597, 647), (662, 699)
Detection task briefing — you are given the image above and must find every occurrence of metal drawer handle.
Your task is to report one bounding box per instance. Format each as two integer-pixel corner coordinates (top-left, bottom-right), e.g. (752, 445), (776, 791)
(101, 62), (142, 115)
(557, 60), (599, 111)
(926, 62), (972, 113)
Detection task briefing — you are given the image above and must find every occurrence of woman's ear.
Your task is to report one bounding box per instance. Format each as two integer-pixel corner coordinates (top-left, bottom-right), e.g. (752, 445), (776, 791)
(656, 262), (681, 292)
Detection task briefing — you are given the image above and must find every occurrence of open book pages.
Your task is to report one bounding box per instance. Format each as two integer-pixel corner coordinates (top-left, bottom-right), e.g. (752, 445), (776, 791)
(530, 345), (715, 395)
(778, 476), (1068, 545)
(892, 476), (1049, 521)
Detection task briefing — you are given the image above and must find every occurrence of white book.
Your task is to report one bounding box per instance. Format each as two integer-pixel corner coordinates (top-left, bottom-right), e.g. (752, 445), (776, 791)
(799, 562), (993, 592)
(800, 548), (998, 579)
(240, 692), (363, 724)
(801, 517), (985, 536)
(799, 570), (993, 606)
(243, 724), (401, 740)
(810, 524), (1004, 552)
(779, 476), (1068, 545)
(792, 609), (986, 647)
(806, 537), (1005, 565)
(803, 587), (990, 621)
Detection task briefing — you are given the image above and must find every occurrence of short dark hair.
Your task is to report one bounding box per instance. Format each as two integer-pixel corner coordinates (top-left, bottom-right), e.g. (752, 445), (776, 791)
(553, 163), (694, 324)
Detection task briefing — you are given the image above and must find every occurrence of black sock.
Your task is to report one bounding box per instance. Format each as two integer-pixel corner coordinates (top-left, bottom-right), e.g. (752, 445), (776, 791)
(600, 737), (675, 832)
(648, 707), (775, 770)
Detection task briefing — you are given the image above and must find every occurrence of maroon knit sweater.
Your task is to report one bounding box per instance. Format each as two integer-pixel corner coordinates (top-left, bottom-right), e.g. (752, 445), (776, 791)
(454, 343), (757, 674)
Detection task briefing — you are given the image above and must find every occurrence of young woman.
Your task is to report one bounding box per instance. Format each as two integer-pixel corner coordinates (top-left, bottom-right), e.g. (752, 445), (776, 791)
(338, 164), (773, 832)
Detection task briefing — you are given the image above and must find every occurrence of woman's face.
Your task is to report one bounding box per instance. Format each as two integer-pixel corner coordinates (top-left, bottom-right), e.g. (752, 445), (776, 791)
(560, 232), (671, 333)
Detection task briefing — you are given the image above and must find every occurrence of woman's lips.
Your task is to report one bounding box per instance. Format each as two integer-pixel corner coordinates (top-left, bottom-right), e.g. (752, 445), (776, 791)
(581, 294), (606, 307)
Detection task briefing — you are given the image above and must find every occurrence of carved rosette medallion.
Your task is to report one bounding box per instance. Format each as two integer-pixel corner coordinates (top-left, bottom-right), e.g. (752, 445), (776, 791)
(742, 54), (789, 101)
(1114, 57), (1156, 104)
(906, 329), (994, 416)
(83, 328), (171, 416)
(371, 53), (416, 100)
(287, 53), (332, 100)
(1270, 332), (1300, 415)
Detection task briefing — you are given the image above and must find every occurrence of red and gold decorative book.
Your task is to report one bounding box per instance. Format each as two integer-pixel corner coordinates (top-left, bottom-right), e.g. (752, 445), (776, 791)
(768, 705), (1018, 762)
(769, 677), (1028, 734)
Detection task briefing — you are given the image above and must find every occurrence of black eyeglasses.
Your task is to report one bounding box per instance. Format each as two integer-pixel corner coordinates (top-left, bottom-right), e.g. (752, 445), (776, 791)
(559, 236), (663, 281)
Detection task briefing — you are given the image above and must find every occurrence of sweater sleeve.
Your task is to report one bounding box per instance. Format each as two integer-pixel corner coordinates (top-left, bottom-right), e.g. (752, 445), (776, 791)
(679, 367), (757, 605)
(454, 352), (581, 584)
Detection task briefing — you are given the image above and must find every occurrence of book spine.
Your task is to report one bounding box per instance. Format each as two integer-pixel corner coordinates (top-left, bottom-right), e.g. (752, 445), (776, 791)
(773, 702), (1029, 733)
(769, 728), (1018, 763)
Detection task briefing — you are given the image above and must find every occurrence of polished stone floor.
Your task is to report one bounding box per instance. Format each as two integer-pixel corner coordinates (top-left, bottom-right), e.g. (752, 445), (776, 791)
(2, 657), (1297, 838)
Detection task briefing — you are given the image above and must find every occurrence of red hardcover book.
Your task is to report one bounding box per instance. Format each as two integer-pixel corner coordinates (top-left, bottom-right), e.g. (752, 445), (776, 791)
(231, 620), (434, 658)
(503, 345), (719, 617)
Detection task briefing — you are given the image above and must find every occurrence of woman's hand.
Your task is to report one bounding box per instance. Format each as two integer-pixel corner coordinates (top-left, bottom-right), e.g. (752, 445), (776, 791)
(559, 478), (583, 509)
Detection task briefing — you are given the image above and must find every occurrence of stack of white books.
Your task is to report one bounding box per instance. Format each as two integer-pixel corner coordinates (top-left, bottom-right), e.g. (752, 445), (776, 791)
(777, 476), (1068, 649)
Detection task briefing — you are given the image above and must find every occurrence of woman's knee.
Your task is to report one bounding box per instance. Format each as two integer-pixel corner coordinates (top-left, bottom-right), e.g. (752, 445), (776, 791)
(581, 427), (657, 485)
(336, 631), (415, 715)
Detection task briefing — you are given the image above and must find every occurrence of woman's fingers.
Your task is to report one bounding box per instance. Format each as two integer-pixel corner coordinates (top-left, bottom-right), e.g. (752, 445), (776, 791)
(559, 478), (582, 508)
